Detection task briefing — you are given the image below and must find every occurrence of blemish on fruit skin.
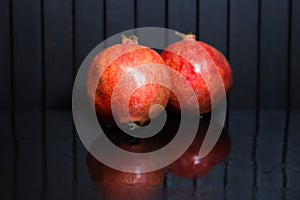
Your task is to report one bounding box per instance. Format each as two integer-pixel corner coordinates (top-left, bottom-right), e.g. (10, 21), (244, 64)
(96, 90), (104, 97)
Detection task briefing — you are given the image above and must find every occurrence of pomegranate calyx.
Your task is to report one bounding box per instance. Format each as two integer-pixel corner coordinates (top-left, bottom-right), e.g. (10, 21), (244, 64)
(175, 31), (196, 41)
(121, 34), (139, 45)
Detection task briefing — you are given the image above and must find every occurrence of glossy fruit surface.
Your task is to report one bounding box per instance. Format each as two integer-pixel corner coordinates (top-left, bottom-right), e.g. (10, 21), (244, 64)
(87, 126), (167, 187)
(87, 36), (169, 125)
(161, 33), (233, 114)
(87, 153), (166, 186)
(169, 118), (231, 179)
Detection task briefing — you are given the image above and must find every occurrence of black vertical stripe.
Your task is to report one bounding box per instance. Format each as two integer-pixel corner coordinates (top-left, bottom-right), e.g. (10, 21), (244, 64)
(9, 0), (17, 199)
(71, 0), (77, 186)
(165, 0), (169, 28)
(103, 0), (107, 39)
(192, 178), (197, 190)
(281, 0), (292, 199)
(255, 0), (261, 133)
(225, 0), (231, 129)
(72, 0), (76, 79)
(134, 0), (137, 28)
(196, 0), (200, 37)
(223, 1), (230, 199)
(163, 174), (168, 188)
(226, 0), (231, 59)
(163, 175), (168, 200)
(253, 0), (262, 199)
(40, 0), (47, 198)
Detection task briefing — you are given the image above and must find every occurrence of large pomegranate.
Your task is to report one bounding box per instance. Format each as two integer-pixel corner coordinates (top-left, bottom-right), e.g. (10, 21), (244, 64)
(87, 35), (170, 125)
(161, 32), (233, 114)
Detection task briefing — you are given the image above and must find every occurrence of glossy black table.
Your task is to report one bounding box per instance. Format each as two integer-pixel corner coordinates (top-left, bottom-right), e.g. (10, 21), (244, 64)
(0, 109), (299, 200)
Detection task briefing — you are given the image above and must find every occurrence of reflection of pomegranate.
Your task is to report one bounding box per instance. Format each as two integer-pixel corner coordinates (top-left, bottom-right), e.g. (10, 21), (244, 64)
(169, 118), (231, 179)
(87, 35), (169, 125)
(87, 126), (167, 187)
(162, 32), (233, 114)
(87, 153), (166, 186)
(86, 121), (172, 199)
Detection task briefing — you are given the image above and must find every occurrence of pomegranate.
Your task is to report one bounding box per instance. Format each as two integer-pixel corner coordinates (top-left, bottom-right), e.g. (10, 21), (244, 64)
(87, 35), (170, 125)
(161, 32), (233, 114)
(169, 117), (231, 179)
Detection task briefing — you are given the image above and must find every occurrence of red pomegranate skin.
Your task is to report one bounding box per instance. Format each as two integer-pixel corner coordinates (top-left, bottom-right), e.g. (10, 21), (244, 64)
(161, 34), (233, 114)
(169, 119), (231, 179)
(87, 36), (169, 125)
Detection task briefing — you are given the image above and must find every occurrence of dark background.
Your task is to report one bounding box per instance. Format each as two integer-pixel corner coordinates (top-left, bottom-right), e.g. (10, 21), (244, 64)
(0, 0), (300, 199)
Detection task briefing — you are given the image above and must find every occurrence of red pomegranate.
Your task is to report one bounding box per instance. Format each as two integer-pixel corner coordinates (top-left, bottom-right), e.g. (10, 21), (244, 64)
(161, 32), (233, 114)
(169, 118), (231, 179)
(87, 35), (170, 125)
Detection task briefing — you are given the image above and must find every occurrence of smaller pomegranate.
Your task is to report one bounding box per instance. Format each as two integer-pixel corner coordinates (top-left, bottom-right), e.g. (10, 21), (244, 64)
(87, 35), (170, 126)
(161, 32), (233, 114)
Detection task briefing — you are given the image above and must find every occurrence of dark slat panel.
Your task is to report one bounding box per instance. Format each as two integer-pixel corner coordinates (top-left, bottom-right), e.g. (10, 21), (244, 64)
(259, 0), (289, 109)
(168, 0), (197, 34)
(15, 111), (43, 199)
(257, 189), (282, 200)
(196, 165), (224, 199)
(13, 0), (42, 109)
(226, 110), (255, 198)
(106, 0), (135, 37)
(75, 136), (98, 199)
(199, 0), (228, 54)
(167, 173), (202, 200)
(197, 164), (224, 189)
(0, 112), (15, 199)
(0, 111), (13, 140)
(75, 183), (98, 200)
(290, 0), (300, 109)
(227, 189), (252, 200)
(256, 110), (285, 190)
(287, 190), (300, 200)
(75, 0), (103, 72)
(167, 173), (194, 189)
(137, 0), (165, 27)
(45, 110), (73, 199)
(0, 141), (15, 200)
(286, 110), (300, 190)
(0, 0), (11, 109)
(16, 140), (44, 199)
(44, 0), (74, 109)
(229, 0), (258, 109)
(76, 136), (89, 184)
(15, 110), (43, 140)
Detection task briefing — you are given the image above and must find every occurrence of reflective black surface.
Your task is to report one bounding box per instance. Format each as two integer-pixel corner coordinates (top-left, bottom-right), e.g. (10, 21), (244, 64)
(1, 110), (300, 199)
